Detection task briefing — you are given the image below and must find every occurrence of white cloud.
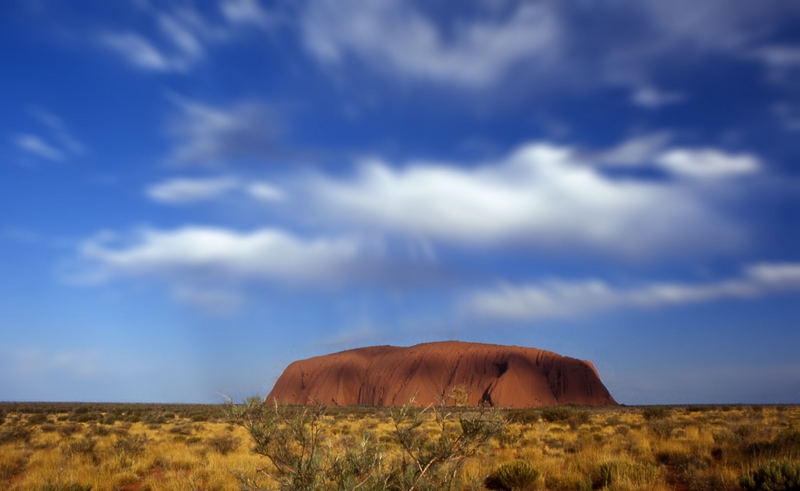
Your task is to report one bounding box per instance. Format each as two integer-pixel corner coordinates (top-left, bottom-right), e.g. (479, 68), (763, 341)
(166, 96), (276, 165)
(306, 142), (742, 255)
(301, 0), (560, 87)
(753, 45), (800, 68)
(631, 85), (686, 108)
(639, 1), (799, 52)
(247, 181), (285, 202)
(295, 1), (799, 92)
(656, 148), (761, 179)
(598, 135), (764, 180)
(220, 0), (271, 26)
(31, 108), (85, 155)
(146, 176), (241, 203)
(467, 262), (800, 321)
(79, 225), (362, 285)
(13, 109), (85, 164)
(599, 132), (672, 166)
(157, 13), (204, 59)
(99, 32), (177, 71)
(746, 262), (800, 286)
(13, 133), (65, 161)
(99, 2), (268, 72)
(753, 46), (800, 85)
(146, 176), (285, 204)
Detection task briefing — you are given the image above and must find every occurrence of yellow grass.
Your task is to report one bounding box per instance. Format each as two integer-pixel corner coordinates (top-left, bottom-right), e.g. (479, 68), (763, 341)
(0, 404), (798, 490)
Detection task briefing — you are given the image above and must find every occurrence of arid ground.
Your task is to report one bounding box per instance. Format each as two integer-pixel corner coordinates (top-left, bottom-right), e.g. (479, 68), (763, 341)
(1, 402), (799, 490)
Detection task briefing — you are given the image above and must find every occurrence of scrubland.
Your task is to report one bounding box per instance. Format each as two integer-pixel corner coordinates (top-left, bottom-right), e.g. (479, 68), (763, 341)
(0, 401), (799, 490)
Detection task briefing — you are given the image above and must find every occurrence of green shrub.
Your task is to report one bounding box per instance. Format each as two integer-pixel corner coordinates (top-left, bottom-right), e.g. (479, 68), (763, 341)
(329, 436), (384, 490)
(740, 460), (800, 491)
(485, 460), (540, 490)
(228, 394), (504, 490)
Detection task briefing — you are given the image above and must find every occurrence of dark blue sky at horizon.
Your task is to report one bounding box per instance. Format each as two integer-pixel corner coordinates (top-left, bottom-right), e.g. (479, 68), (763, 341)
(1, 0), (800, 405)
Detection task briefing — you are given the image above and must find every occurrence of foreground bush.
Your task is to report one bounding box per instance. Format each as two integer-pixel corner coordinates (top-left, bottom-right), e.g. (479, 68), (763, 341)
(484, 460), (540, 490)
(228, 392), (505, 490)
(740, 460), (800, 491)
(206, 433), (240, 455)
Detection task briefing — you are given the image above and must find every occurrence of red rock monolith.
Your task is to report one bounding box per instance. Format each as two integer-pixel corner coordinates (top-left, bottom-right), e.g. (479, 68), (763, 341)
(266, 341), (616, 408)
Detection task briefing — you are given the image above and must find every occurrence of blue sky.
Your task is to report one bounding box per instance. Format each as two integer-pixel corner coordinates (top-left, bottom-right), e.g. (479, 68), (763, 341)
(2, 0), (800, 404)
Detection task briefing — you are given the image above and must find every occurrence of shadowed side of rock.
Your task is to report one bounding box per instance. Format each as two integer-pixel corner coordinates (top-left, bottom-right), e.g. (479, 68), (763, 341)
(266, 341), (617, 408)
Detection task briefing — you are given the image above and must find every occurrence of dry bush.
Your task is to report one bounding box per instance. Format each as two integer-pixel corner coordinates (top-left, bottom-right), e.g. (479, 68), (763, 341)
(113, 434), (148, 458)
(169, 422), (194, 435)
(0, 425), (32, 444)
(64, 437), (97, 456)
(642, 406), (670, 420)
(388, 392), (505, 489)
(26, 413), (48, 425)
(228, 391), (504, 490)
(58, 423), (82, 437)
(207, 433), (240, 455)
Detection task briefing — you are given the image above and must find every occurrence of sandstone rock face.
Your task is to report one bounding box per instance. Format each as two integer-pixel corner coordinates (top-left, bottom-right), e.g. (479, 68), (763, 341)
(266, 341), (617, 408)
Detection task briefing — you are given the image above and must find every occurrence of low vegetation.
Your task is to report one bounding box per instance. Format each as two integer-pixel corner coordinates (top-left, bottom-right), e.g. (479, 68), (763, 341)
(0, 401), (798, 489)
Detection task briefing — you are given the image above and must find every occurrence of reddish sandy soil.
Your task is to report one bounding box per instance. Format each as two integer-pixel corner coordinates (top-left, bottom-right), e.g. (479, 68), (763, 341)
(266, 341), (617, 408)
